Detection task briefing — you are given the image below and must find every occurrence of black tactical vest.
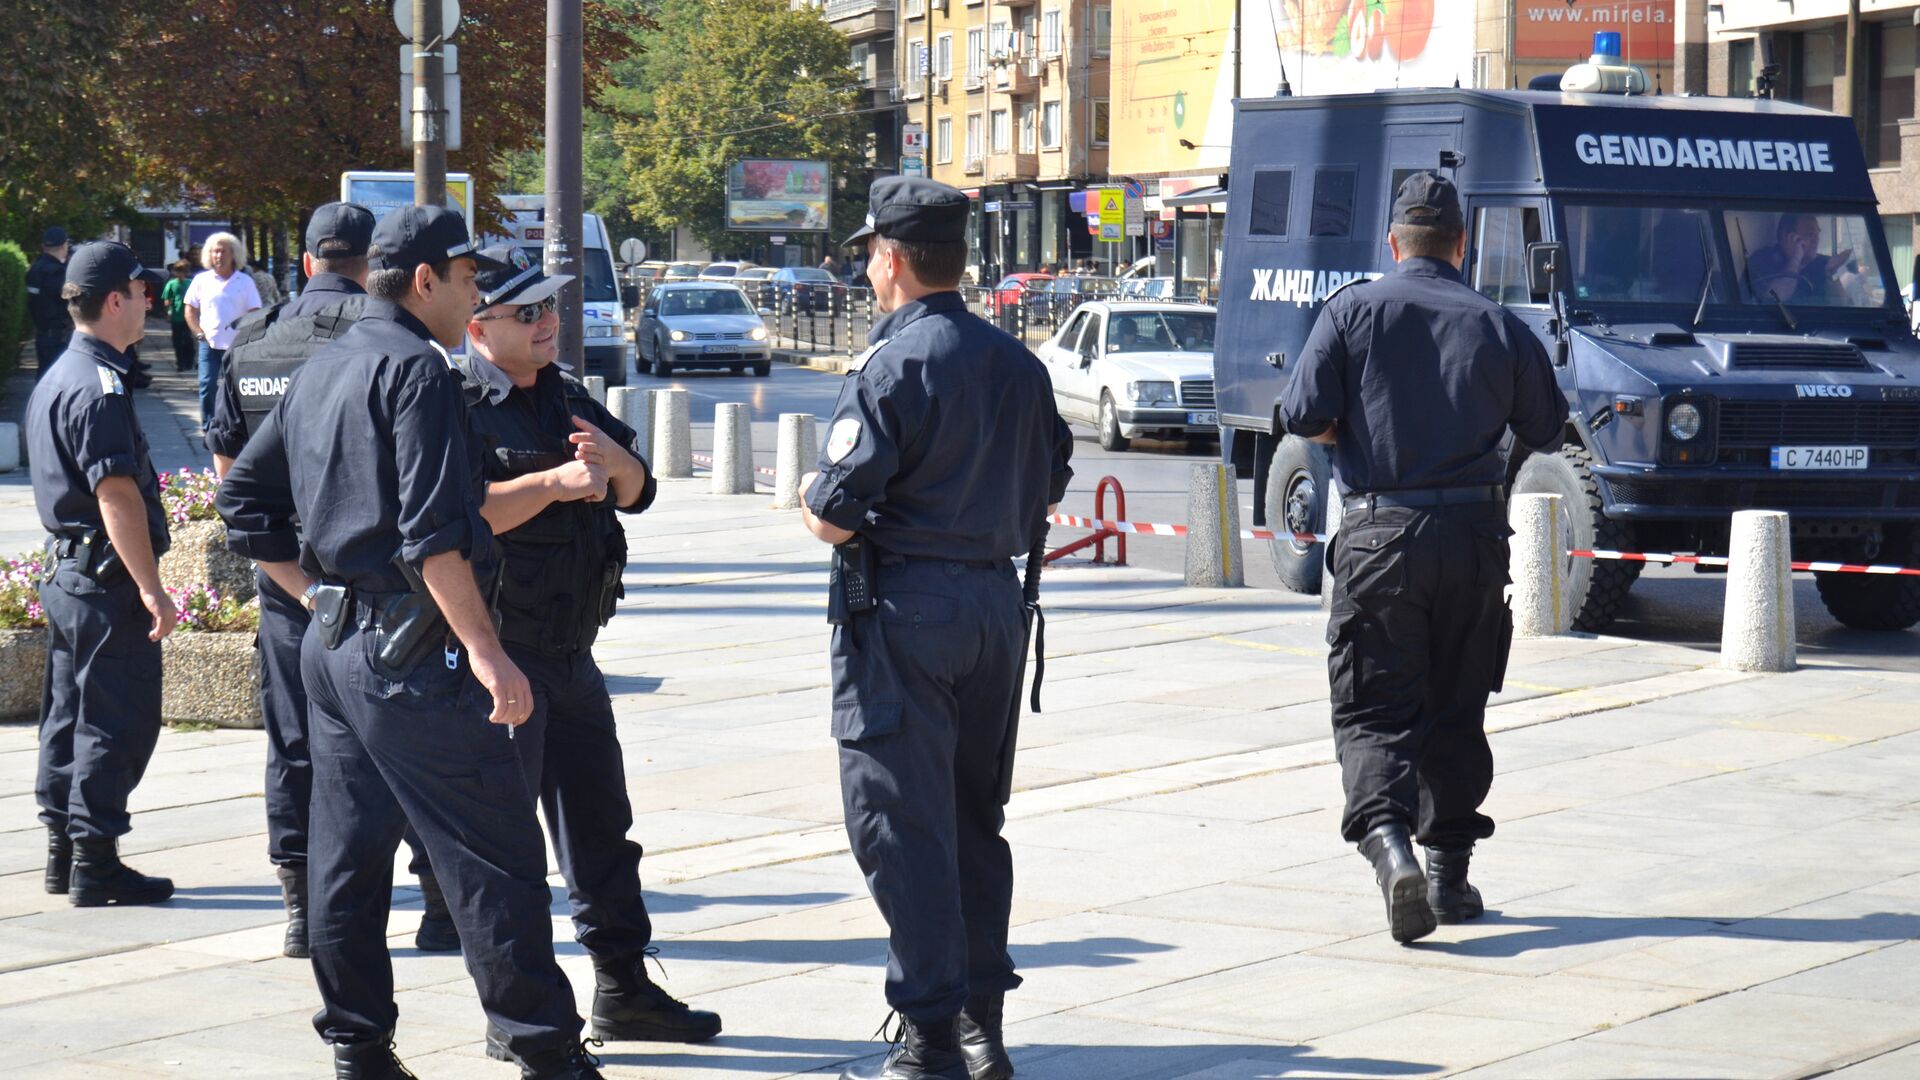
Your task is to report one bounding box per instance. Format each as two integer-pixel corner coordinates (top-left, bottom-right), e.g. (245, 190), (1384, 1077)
(225, 295), (369, 435)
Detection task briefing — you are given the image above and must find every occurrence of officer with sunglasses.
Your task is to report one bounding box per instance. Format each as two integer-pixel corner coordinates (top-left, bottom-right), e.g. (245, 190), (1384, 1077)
(417, 244), (723, 1064)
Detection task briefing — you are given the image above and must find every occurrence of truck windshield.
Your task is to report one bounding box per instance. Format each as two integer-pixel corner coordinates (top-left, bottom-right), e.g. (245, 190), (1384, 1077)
(1563, 205), (1713, 304)
(518, 247), (619, 304)
(1725, 210), (1887, 308)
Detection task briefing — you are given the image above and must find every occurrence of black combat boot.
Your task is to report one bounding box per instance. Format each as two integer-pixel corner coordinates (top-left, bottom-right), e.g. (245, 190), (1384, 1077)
(1357, 822), (1435, 944)
(589, 950), (723, 1043)
(413, 873), (461, 952)
(841, 1015), (969, 1080)
(332, 1037), (419, 1079)
(45, 828), (72, 895)
(954, 994), (1013, 1080)
(278, 864), (310, 958)
(69, 838), (173, 907)
(518, 1040), (608, 1080)
(1425, 845), (1485, 924)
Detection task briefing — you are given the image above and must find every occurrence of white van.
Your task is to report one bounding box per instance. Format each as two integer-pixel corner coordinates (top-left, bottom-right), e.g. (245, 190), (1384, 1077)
(489, 195), (630, 385)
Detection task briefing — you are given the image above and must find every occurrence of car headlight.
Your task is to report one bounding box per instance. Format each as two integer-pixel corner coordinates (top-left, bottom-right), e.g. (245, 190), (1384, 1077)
(1666, 402), (1702, 441)
(1126, 380), (1177, 406)
(669, 329), (688, 343)
(750, 326), (769, 341)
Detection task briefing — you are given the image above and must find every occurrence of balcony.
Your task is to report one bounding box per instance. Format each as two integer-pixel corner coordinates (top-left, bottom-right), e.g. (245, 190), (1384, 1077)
(964, 70), (986, 92)
(991, 53), (1041, 95)
(824, 0), (894, 38)
(964, 156), (985, 176)
(988, 151), (1038, 182)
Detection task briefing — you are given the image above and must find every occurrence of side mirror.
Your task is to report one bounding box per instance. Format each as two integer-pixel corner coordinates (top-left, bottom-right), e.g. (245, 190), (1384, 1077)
(1526, 242), (1567, 298)
(621, 285), (640, 309)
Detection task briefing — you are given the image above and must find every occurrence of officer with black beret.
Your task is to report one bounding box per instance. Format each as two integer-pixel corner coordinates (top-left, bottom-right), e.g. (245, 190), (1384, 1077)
(1280, 171), (1563, 943)
(26, 226), (75, 378)
(27, 241), (178, 907)
(216, 206), (606, 1080)
(204, 200), (376, 959)
(799, 177), (1074, 1080)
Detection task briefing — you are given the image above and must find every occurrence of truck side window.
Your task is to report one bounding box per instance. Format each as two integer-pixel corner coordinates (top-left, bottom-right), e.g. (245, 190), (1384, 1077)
(1470, 206), (1546, 305)
(1309, 168), (1357, 238)
(1249, 170), (1293, 237)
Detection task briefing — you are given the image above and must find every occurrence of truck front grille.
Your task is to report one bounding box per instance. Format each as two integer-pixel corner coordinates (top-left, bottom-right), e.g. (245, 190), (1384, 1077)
(1717, 401), (1920, 448)
(1603, 477), (1920, 511)
(1724, 341), (1868, 370)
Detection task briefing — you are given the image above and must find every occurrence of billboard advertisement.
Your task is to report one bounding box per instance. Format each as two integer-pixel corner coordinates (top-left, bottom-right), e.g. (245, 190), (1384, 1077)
(1244, 0), (1477, 98)
(1111, 0), (1238, 176)
(339, 171), (474, 235)
(1514, 0), (1673, 61)
(725, 159), (831, 232)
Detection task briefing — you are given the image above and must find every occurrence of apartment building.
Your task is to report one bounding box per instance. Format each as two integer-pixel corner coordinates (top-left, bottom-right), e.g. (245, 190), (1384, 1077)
(820, 0), (903, 173)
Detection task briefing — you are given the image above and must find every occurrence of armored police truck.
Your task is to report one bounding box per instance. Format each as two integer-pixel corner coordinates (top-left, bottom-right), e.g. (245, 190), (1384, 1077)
(1215, 87), (1920, 632)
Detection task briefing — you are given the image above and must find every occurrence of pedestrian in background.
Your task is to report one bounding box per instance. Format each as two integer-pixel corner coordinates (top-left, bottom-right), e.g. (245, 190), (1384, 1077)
(161, 261), (194, 371)
(183, 231), (261, 433)
(25, 226), (74, 377)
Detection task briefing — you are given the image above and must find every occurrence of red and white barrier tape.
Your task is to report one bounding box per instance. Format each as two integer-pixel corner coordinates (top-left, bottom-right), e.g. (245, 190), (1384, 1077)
(1048, 513), (1920, 576)
(688, 452), (779, 479)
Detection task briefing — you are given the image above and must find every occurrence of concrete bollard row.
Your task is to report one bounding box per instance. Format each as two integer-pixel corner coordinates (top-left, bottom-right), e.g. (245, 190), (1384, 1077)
(650, 388), (691, 479)
(582, 376), (607, 405)
(0, 422), (18, 473)
(772, 413), (818, 510)
(606, 386), (653, 465)
(1184, 463), (1243, 588)
(1509, 493), (1567, 637)
(1722, 509), (1796, 672)
(711, 403), (755, 495)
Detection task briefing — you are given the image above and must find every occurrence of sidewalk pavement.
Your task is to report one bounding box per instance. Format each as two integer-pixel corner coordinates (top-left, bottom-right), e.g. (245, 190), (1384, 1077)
(3, 343), (1919, 1078)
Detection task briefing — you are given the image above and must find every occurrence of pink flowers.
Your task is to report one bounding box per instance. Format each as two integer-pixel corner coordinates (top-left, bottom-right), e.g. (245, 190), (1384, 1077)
(0, 553), (49, 629)
(166, 584), (259, 634)
(158, 467), (222, 526)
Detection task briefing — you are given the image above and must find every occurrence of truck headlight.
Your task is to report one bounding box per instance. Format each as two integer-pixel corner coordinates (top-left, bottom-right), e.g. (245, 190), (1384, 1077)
(669, 329), (688, 343)
(584, 325), (616, 339)
(1666, 402), (1702, 441)
(750, 326), (769, 341)
(1127, 380), (1176, 406)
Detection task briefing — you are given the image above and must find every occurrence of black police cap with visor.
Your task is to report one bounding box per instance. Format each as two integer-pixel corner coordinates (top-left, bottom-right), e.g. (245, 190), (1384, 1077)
(1390, 171), (1464, 231)
(369, 205), (510, 275)
(64, 241), (165, 295)
(305, 202), (376, 258)
(472, 245), (574, 320)
(840, 176), (970, 248)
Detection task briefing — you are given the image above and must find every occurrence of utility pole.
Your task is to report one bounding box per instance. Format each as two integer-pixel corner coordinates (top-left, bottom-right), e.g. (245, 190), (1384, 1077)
(1834, 0), (1869, 153)
(412, 0), (447, 206)
(546, 0), (585, 374)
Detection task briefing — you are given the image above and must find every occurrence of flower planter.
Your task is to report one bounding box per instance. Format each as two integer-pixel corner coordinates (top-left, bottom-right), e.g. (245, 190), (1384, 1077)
(160, 519), (255, 605)
(162, 631), (261, 729)
(0, 626), (48, 722)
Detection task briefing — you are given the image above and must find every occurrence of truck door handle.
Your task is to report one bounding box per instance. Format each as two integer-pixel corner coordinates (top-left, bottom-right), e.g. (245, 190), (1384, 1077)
(1265, 352), (1285, 369)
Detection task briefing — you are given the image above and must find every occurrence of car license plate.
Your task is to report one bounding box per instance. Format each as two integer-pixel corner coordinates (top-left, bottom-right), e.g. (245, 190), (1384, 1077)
(1187, 411), (1218, 426)
(705, 345), (734, 354)
(1770, 445), (1868, 470)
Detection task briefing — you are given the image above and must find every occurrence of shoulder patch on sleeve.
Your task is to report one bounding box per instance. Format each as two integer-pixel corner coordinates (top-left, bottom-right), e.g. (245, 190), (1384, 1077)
(97, 367), (124, 396)
(826, 418), (862, 464)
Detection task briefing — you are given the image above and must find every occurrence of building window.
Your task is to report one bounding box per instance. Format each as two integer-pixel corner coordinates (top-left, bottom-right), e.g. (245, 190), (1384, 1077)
(1042, 100), (1061, 147)
(1791, 30), (1837, 112)
(1042, 9), (1062, 56)
(936, 116), (953, 164)
(991, 20), (1010, 60)
(936, 33), (953, 81)
(907, 37), (926, 95)
(1872, 22), (1916, 167)
(1092, 98), (1109, 145)
(1093, 5), (1111, 56)
(906, 0), (925, 18)
(967, 29), (986, 86)
(967, 112), (984, 163)
(1020, 14), (1038, 58)
(1729, 38), (1756, 97)
(992, 108), (1011, 153)
(1019, 102), (1038, 153)
(1886, 215), (1914, 298)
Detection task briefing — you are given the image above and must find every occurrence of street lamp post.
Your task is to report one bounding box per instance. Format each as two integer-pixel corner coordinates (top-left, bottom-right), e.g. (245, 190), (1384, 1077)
(412, 0), (447, 206)
(546, 0), (586, 375)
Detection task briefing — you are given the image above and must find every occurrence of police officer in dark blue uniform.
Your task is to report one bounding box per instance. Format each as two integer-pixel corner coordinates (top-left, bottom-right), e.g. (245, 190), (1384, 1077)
(26, 227), (75, 377)
(216, 206), (605, 1080)
(27, 241), (178, 907)
(205, 201), (375, 960)
(1280, 172), (1563, 943)
(439, 245), (722, 1059)
(799, 177), (1073, 1080)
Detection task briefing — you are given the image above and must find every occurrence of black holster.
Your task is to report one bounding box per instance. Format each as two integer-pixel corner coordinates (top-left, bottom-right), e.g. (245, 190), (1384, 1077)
(46, 528), (127, 586)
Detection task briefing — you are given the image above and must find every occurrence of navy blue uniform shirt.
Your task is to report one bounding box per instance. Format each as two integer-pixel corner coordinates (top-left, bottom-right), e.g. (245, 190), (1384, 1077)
(205, 274), (367, 456)
(25, 332), (170, 552)
(282, 272), (366, 318)
(25, 254), (74, 336)
(459, 357), (657, 517)
(216, 299), (489, 593)
(807, 291), (1073, 561)
(1280, 256), (1564, 493)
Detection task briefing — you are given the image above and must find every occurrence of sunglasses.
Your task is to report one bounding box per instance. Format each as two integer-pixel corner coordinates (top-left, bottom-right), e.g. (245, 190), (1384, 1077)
(476, 296), (557, 324)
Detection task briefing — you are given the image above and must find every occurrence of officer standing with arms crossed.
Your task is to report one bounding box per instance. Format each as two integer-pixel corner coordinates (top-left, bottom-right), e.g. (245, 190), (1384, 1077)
(441, 244), (723, 1058)
(216, 207), (604, 1080)
(1280, 172), (1562, 943)
(205, 201), (375, 959)
(798, 178), (1073, 1080)
(27, 241), (178, 907)
(26, 227), (75, 377)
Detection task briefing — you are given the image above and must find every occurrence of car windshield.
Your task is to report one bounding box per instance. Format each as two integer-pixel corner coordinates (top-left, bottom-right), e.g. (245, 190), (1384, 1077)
(702, 265), (738, 277)
(1726, 210), (1888, 308)
(659, 289), (753, 316)
(1563, 205), (1714, 304)
(1107, 310), (1215, 352)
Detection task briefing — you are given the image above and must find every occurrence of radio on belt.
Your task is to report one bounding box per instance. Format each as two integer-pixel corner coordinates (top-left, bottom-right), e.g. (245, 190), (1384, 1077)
(1210, 30), (1920, 635)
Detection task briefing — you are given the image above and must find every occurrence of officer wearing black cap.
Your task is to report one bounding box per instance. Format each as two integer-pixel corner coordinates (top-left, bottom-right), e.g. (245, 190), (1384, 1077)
(411, 244), (721, 1062)
(203, 200), (376, 960)
(799, 177), (1073, 1080)
(216, 206), (606, 1080)
(26, 226), (75, 377)
(1280, 170), (1562, 943)
(26, 241), (178, 908)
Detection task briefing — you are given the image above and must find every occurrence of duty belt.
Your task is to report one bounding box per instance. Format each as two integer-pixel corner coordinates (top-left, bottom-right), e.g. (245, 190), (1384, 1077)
(1343, 485), (1505, 513)
(876, 552), (1008, 570)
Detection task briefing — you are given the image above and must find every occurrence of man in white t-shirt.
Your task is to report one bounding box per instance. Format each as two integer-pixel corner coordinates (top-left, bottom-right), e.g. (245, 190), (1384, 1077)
(184, 232), (263, 433)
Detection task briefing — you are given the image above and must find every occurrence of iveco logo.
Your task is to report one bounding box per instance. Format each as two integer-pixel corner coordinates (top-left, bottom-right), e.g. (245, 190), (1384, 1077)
(237, 376), (290, 397)
(1795, 384), (1853, 398)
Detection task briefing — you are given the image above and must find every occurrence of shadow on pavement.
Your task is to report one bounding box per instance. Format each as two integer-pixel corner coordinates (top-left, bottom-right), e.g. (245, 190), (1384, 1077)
(1417, 909), (1920, 958)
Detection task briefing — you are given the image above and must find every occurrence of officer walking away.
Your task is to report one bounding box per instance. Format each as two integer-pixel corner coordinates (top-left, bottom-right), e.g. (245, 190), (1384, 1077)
(25, 226), (75, 377)
(1279, 172), (1562, 943)
(27, 241), (178, 907)
(216, 206), (604, 1080)
(204, 201), (374, 960)
(438, 245), (721, 1062)
(798, 177), (1073, 1080)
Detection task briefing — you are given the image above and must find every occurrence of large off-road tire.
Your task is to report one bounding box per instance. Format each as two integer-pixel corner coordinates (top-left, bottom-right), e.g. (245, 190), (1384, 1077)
(1512, 444), (1640, 632)
(1815, 530), (1920, 631)
(1098, 393), (1130, 452)
(1265, 435), (1332, 595)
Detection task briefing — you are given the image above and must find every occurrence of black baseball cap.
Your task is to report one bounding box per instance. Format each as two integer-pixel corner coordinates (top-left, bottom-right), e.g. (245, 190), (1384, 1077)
(841, 176), (970, 247)
(64, 241), (164, 294)
(42, 226), (68, 247)
(1390, 171), (1464, 230)
(473, 245), (574, 314)
(369, 206), (510, 274)
(306, 202), (376, 258)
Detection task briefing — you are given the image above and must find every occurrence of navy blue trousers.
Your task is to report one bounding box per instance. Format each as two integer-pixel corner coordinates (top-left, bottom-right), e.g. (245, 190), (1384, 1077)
(35, 565), (163, 841)
(256, 573), (311, 867)
(832, 558), (1027, 1026)
(302, 622), (581, 1056)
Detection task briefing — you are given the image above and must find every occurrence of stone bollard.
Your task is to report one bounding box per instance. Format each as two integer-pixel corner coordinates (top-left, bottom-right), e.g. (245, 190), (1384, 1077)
(650, 389), (691, 479)
(1184, 463), (1244, 588)
(1320, 477), (1344, 612)
(711, 403), (755, 495)
(1721, 509), (1796, 672)
(582, 376), (606, 405)
(1509, 493), (1567, 637)
(607, 387), (653, 462)
(771, 413), (818, 510)
(0, 422), (18, 473)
